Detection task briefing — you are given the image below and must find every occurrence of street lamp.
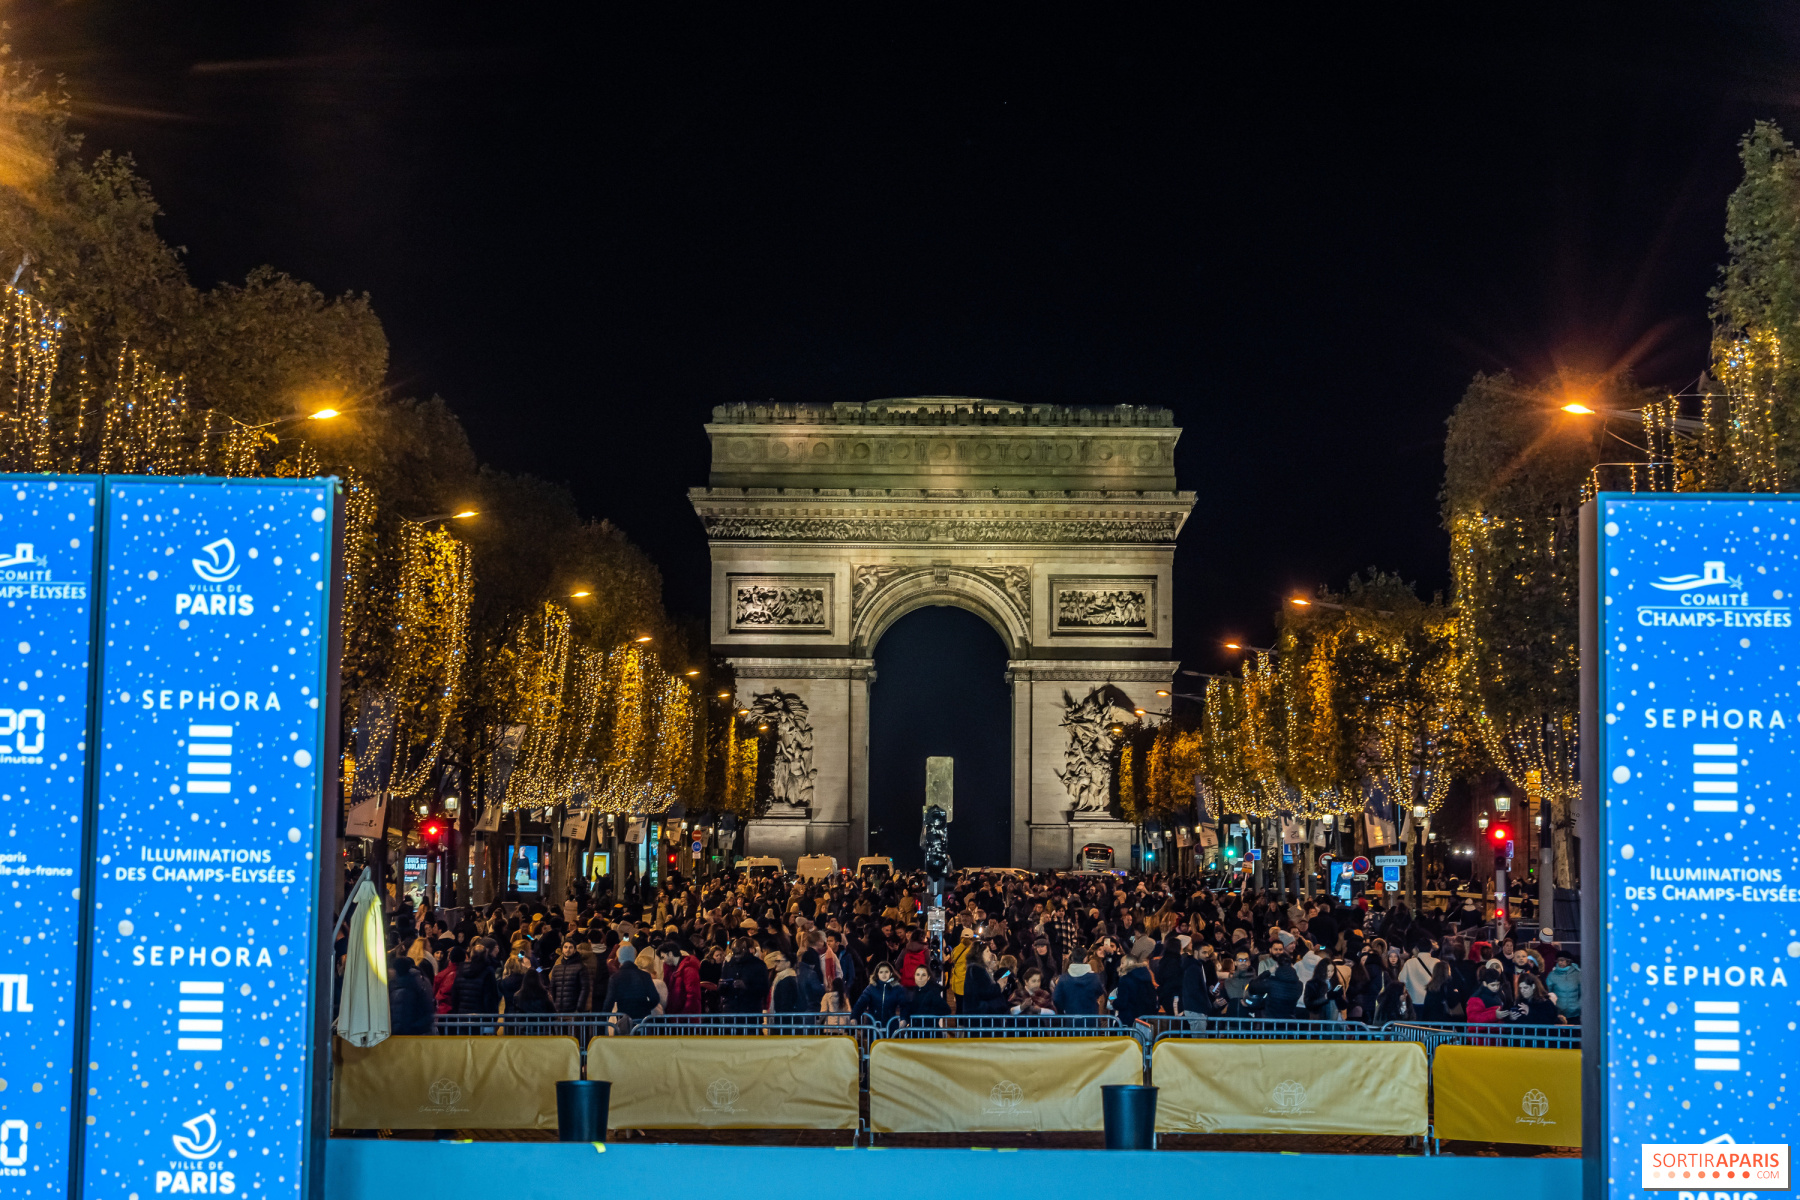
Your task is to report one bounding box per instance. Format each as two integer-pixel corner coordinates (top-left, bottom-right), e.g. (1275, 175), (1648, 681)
(1223, 641), (1274, 653)
(1411, 804), (1427, 912)
(1289, 595), (1395, 617)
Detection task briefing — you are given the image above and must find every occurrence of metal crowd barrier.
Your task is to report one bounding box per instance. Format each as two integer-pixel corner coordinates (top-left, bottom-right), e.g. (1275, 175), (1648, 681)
(634, 1012), (881, 1057)
(431, 1012), (631, 1040)
(1382, 1020), (1580, 1060)
(883, 1013), (1133, 1040)
(1136, 1015), (1384, 1044)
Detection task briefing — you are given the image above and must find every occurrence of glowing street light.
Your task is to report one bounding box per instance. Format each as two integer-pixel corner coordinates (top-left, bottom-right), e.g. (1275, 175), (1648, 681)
(1561, 403), (1596, 415)
(308, 408), (341, 420)
(411, 509), (480, 526)
(634, 635), (653, 643)
(569, 590), (591, 599)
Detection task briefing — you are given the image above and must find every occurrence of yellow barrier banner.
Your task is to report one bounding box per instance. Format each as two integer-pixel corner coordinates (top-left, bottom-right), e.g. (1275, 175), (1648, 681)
(585, 1035), (860, 1130)
(869, 1037), (1143, 1133)
(1151, 1040), (1427, 1136)
(1432, 1046), (1581, 1146)
(332, 1036), (578, 1130)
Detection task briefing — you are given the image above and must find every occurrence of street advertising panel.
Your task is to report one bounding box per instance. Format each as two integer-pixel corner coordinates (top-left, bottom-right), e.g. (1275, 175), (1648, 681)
(1584, 495), (1799, 1198)
(0, 478), (99, 1194)
(78, 479), (338, 1200)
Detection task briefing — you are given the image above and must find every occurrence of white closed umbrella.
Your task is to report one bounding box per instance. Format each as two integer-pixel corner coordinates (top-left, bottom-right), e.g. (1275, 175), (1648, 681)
(336, 876), (390, 1048)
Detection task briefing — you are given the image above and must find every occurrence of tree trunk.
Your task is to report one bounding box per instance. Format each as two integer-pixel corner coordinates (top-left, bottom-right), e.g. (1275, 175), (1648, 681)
(1551, 790), (1575, 889)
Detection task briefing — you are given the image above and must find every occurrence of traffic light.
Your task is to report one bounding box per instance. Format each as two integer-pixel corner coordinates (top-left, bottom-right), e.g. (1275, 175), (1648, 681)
(420, 819), (446, 854)
(1489, 823), (1512, 847)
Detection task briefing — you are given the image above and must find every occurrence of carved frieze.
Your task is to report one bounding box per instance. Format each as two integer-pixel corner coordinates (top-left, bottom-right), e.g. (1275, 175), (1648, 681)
(971, 565), (1031, 621)
(748, 689), (817, 808)
(727, 574), (833, 633)
(702, 516), (1182, 544)
(850, 565), (907, 615)
(1055, 684), (1139, 813)
(1050, 576), (1155, 636)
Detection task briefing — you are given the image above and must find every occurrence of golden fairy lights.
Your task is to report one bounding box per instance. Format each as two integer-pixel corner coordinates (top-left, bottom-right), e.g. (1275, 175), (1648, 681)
(496, 603), (700, 815)
(0, 282), (719, 824)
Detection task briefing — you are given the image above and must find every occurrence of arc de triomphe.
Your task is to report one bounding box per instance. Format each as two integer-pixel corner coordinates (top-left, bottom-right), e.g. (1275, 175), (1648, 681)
(691, 397), (1194, 869)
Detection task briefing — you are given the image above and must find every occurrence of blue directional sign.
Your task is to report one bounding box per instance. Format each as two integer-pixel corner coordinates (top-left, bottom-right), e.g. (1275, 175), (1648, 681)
(0, 478), (98, 1197)
(1588, 495), (1800, 1196)
(79, 479), (336, 1200)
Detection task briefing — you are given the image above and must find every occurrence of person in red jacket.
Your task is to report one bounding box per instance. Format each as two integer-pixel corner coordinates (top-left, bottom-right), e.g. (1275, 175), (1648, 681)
(434, 945), (462, 1014)
(900, 930), (929, 987)
(660, 941), (703, 1015)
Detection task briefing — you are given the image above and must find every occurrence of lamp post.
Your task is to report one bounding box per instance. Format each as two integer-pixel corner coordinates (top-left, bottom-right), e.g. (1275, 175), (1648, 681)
(1494, 791), (1513, 931)
(1411, 803), (1427, 913)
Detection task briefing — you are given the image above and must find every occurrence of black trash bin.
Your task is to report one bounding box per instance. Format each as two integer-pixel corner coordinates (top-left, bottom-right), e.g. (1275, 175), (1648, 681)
(1100, 1084), (1158, 1149)
(555, 1079), (611, 1143)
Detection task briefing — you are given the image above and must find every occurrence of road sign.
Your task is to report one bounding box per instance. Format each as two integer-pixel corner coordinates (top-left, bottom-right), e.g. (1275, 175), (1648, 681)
(1383, 881), (1398, 892)
(1374, 854), (1408, 866)
(1281, 845), (1293, 863)
(926, 906), (946, 932)
(1350, 855), (1371, 874)
(1382, 865), (1400, 884)
(1249, 847), (1262, 860)
(80, 478), (338, 1200)
(1589, 494), (1800, 1193)
(0, 477), (100, 1188)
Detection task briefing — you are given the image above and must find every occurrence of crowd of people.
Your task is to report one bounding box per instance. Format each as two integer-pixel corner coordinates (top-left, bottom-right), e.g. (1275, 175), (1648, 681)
(359, 866), (1580, 1035)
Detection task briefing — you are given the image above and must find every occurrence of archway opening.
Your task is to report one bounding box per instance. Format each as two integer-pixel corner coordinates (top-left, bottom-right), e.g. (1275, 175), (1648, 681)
(868, 605), (1012, 869)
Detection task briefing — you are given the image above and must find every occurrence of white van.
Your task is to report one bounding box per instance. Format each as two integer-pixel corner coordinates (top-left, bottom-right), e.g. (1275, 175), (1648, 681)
(796, 854), (839, 882)
(736, 856), (786, 879)
(857, 856), (895, 880)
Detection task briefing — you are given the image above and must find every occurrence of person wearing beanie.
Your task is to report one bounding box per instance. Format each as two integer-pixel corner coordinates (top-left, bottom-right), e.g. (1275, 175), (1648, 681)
(602, 943), (662, 1021)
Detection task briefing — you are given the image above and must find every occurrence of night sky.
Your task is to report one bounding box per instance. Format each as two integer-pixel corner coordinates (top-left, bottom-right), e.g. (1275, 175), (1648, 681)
(12, 3), (1800, 669)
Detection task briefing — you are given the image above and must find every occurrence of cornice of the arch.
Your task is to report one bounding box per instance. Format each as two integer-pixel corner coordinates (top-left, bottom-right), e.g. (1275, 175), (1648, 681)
(851, 566), (1028, 656)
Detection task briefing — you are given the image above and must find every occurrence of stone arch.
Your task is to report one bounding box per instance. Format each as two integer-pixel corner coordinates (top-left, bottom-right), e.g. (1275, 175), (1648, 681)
(851, 567), (1030, 657)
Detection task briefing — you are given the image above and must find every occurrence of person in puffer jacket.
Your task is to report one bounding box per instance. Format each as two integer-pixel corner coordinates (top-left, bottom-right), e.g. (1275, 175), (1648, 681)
(1465, 965), (1508, 1023)
(1052, 952), (1106, 1016)
(388, 954), (436, 1035)
(450, 946), (501, 1015)
(660, 942), (703, 1014)
(852, 962), (908, 1025)
(434, 946), (462, 1014)
(1545, 958), (1581, 1023)
(547, 940), (591, 1013)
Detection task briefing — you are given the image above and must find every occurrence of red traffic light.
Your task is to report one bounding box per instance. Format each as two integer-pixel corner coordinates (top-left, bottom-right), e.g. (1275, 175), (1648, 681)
(1490, 823), (1512, 844)
(421, 820), (446, 850)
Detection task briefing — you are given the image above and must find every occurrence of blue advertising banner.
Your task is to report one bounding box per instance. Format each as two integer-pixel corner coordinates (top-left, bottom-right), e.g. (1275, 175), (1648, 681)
(79, 479), (336, 1200)
(0, 478), (99, 1196)
(1586, 495), (1800, 1197)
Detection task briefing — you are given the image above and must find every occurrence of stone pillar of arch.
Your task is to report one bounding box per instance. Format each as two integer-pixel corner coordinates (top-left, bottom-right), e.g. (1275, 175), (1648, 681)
(691, 397), (1195, 870)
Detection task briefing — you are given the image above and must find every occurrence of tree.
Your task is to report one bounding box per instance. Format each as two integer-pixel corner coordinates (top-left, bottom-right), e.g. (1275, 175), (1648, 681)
(1288, 571), (1469, 821)
(0, 50), (704, 855)
(1443, 371), (1623, 887)
(1705, 120), (1800, 490)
